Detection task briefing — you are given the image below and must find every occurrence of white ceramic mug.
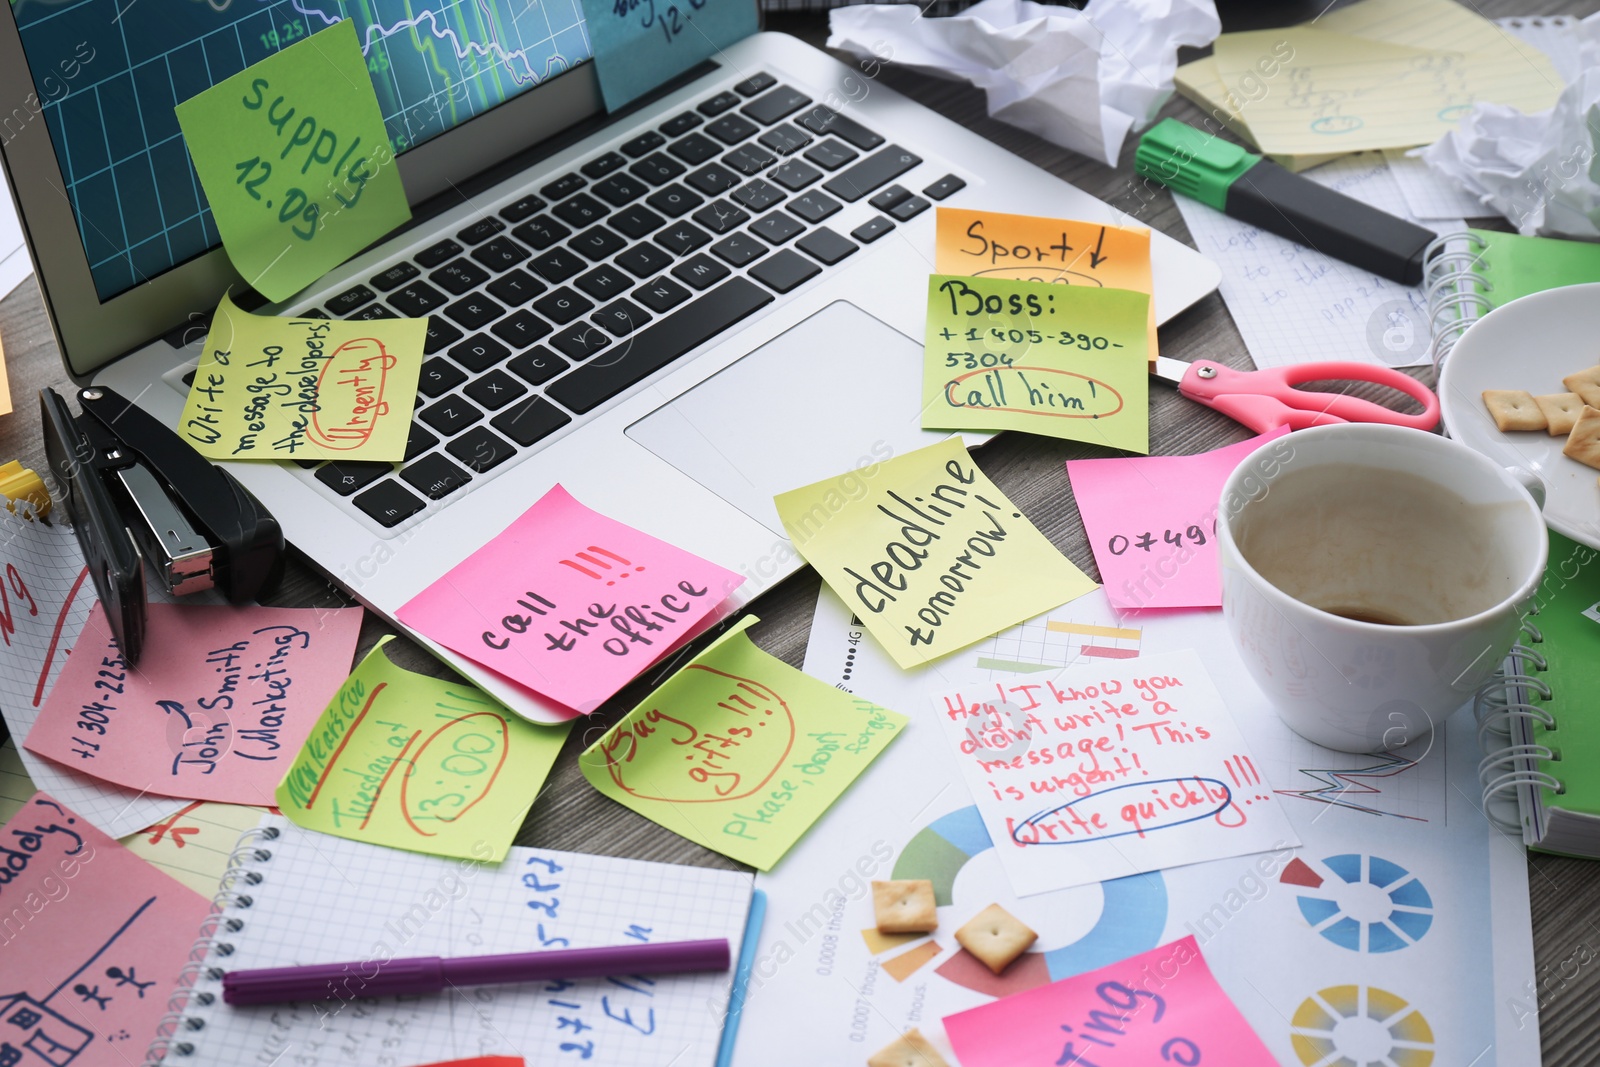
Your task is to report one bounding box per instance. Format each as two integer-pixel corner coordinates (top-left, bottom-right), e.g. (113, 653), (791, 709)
(1217, 424), (1547, 753)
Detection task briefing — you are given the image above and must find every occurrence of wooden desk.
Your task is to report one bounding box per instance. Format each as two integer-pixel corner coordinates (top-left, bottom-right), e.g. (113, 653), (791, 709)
(1, 5), (1595, 1059)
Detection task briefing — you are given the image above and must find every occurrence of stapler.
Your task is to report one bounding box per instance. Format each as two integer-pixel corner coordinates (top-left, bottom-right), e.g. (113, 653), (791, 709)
(39, 386), (286, 666)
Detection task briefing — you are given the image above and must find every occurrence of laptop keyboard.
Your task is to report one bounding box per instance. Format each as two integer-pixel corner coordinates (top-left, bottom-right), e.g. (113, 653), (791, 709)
(266, 73), (964, 531)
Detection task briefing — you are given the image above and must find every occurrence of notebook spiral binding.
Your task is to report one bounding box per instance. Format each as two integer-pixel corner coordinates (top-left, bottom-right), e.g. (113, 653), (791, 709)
(1475, 620), (1558, 835)
(1422, 230), (1494, 375)
(140, 824), (280, 1067)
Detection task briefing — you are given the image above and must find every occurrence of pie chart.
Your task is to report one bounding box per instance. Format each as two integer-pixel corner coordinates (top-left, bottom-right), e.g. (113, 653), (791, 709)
(1291, 984), (1435, 1067)
(1282, 853), (1433, 953)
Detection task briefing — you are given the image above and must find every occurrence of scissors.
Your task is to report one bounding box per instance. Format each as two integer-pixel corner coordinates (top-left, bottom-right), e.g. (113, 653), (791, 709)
(1151, 357), (1440, 434)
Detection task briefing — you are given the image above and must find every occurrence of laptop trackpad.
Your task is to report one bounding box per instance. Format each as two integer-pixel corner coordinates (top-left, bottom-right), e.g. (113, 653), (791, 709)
(627, 301), (945, 536)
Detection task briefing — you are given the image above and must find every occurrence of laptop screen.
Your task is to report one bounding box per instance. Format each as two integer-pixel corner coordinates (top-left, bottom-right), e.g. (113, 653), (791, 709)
(13, 2), (593, 304)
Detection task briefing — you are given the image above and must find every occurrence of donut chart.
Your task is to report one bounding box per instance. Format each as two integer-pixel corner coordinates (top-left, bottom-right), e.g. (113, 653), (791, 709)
(888, 805), (1168, 995)
(1291, 985), (1435, 1067)
(1286, 854), (1434, 953)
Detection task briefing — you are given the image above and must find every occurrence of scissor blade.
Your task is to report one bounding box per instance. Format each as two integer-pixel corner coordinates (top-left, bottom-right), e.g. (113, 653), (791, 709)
(1152, 356), (1191, 385)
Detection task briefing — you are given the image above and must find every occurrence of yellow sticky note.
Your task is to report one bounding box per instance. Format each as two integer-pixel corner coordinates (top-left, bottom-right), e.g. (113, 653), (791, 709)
(935, 208), (1157, 363)
(276, 638), (570, 861)
(776, 439), (1097, 668)
(580, 618), (906, 870)
(178, 293), (425, 461)
(921, 275), (1149, 453)
(175, 20), (411, 301)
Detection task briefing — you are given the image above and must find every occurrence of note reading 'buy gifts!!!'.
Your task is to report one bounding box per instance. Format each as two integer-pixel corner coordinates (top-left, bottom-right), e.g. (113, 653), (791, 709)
(397, 484), (743, 714)
(581, 618), (906, 869)
(174, 20), (411, 301)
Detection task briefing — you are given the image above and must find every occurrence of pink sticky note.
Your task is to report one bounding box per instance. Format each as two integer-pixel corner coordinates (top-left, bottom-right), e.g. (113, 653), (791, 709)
(944, 936), (1276, 1067)
(25, 603), (363, 804)
(0, 792), (212, 1067)
(1066, 428), (1290, 610)
(397, 485), (744, 714)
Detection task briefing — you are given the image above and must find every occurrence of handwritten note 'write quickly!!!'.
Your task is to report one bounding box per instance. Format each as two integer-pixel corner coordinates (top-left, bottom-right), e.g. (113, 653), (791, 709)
(25, 603), (362, 806)
(179, 293), (426, 462)
(277, 638), (569, 861)
(175, 20), (410, 301)
(581, 618), (905, 869)
(932, 648), (1297, 894)
(579, 0), (758, 111)
(398, 484), (742, 714)
(944, 936), (1277, 1067)
(921, 275), (1150, 453)
(777, 438), (1097, 668)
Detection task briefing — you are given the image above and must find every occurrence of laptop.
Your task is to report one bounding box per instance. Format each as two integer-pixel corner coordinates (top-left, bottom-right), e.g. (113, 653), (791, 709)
(0, 3), (1220, 723)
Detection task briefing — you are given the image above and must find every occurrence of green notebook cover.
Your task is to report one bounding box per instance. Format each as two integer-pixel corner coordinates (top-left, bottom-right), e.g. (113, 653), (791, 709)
(1471, 228), (1600, 308)
(1526, 530), (1600, 847)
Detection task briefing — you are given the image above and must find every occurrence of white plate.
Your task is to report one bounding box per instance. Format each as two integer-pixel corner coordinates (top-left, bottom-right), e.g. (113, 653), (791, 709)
(1438, 282), (1600, 550)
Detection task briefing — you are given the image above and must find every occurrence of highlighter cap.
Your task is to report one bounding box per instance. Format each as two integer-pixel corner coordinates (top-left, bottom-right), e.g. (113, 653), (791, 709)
(1134, 118), (1262, 211)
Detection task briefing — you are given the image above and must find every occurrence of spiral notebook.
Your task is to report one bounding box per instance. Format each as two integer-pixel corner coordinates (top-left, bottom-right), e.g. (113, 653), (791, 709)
(1477, 529), (1600, 856)
(145, 816), (755, 1067)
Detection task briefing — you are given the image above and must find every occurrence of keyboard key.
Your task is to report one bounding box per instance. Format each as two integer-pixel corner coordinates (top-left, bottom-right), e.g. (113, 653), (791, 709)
(550, 321), (611, 360)
(668, 132), (721, 166)
(796, 106), (884, 150)
(693, 199), (750, 234)
(749, 249), (821, 294)
(804, 139), (858, 171)
(759, 124), (811, 156)
(419, 395), (484, 435)
(298, 308), (326, 320)
(672, 253), (729, 290)
(533, 286), (595, 325)
(370, 262), (418, 291)
(710, 233), (766, 267)
(699, 90), (742, 116)
(511, 214), (571, 251)
(416, 239), (462, 268)
(508, 346), (570, 386)
(350, 303), (398, 320)
(464, 368), (529, 410)
(500, 194), (547, 222)
(431, 259), (490, 295)
(630, 152), (686, 186)
(492, 396), (572, 446)
(616, 242), (673, 278)
(851, 216), (895, 243)
(389, 280), (449, 317)
(443, 294), (505, 330)
(423, 316), (464, 354)
(633, 276), (691, 313)
(405, 421), (440, 461)
(868, 184), (912, 212)
(609, 204), (665, 239)
(491, 310), (554, 349)
(593, 172), (650, 206)
(751, 212), (804, 244)
(553, 193), (609, 227)
(731, 179), (785, 212)
(447, 427), (517, 473)
(890, 195), (931, 221)
(647, 184), (704, 218)
(659, 111), (702, 137)
(531, 246), (588, 283)
(656, 223), (712, 255)
(317, 460), (390, 496)
(419, 357), (466, 396)
(733, 72), (776, 97)
(487, 267), (546, 306)
(706, 113), (758, 145)
(471, 236), (530, 272)
(450, 334), (512, 373)
(353, 480), (425, 528)
(621, 130), (666, 157)
(796, 226), (858, 266)
(327, 284), (374, 315)
(575, 265), (632, 302)
(542, 173), (585, 200)
(741, 85), (810, 125)
(787, 191), (841, 224)
(923, 174), (966, 201)
(457, 217), (505, 245)
(592, 298), (650, 337)
(686, 162), (741, 196)
(582, 151), (627, 179)
(570, 224), (628, 261)
(401, 453), (472, 500)
(548, 277), (774, 414)
(769, 160), (823, 192)
(723, 144), (777, 175)
(825, 146), (922, 202)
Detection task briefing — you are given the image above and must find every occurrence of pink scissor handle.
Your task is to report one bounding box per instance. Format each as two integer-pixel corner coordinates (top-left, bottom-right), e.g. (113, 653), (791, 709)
(1179, 360), (1441, 434)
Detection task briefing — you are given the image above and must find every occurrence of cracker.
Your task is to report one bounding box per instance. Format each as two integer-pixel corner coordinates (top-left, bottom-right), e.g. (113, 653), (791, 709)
(1562, 365), (1600, 408)
(954, 902), (1037, 975)
(1563, 405), (1600, 471)
(867, 1028), (951, 1067)
(872, 880), (938, 934)
(1482, 390), (1546, 432)
(1535, 393), (1586, 436)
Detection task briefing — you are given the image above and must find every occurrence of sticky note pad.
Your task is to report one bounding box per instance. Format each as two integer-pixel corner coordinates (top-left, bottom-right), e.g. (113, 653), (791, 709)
(277, 638), (570, 861)
(578, 0), (758, 111)
(175, 20), (410, 300)
(581, 617), (906, 870)
(177, 293), (425, 462)
(921, 275), (1150, 453)
(775, 438), (1097, 668)
(397, 484), (744, 714)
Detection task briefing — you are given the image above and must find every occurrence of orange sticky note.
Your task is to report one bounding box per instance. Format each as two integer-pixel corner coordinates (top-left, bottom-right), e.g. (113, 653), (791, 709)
(935, 207), (1158, 363)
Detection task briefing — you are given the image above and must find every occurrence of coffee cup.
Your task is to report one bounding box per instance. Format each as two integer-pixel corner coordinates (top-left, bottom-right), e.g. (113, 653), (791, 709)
(1216, 424), (1547, 753)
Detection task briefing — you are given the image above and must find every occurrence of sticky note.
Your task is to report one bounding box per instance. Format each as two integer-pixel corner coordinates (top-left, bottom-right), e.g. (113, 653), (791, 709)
(1067, 429), (1290, 610)
(175, 20), (411, 301)
(776, 438), (1098, 668)
(921, 275), (1150, 453)
(944, 936), (1277, 1067)
(930, 648), (1298, 895)
(277, 638), (570, 861)
(580, 618), (905, 870)
(24, 603), (363, 806)
(936, 207), (1158, 363)
(397, 484), (743, 714)
(0, 792), (212, 1067)
(177, 293), (425, 462)
(579, 0), (759, 111)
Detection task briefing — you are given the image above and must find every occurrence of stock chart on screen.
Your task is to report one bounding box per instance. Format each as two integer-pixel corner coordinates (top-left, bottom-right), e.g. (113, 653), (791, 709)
(13, 0), (592, 300)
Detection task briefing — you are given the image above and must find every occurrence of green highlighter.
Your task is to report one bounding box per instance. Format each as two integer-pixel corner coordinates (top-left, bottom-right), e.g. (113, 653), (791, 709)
(1134, 118), (1437, 286)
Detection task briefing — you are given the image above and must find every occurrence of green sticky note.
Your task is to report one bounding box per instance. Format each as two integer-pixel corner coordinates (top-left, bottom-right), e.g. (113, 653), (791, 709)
(579, 0), (759, 111)
(580, 618), (905, 870)
(921, 276), (1150, 454)
(277, 638), (570, 862)
(176, 21), (410, 301)
(177, 293), (425, 462)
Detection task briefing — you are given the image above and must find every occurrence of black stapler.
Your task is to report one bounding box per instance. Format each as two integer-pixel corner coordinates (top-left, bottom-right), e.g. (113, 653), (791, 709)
(38, 386), (286, 666)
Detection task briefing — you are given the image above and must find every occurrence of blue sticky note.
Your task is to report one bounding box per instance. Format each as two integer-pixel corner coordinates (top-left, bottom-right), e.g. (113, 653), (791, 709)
(580, 0), (759, 111)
